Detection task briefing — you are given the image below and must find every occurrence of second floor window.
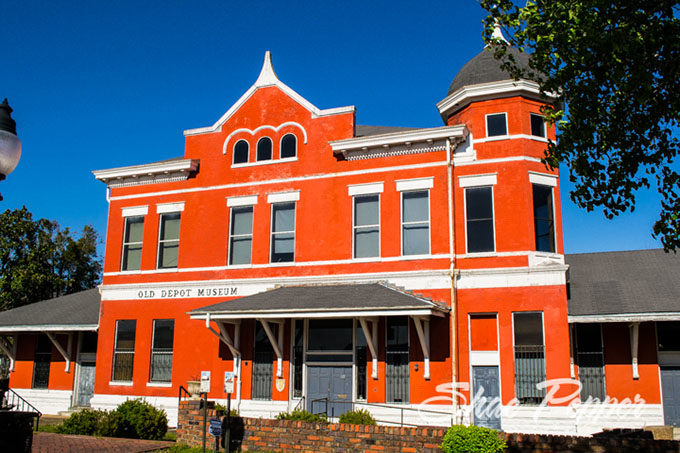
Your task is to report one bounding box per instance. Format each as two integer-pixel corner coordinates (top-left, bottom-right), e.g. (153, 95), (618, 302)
(486, 113), (507, 137)
(532, 184), (555, 253)
(150, 319), (174, 383)
(157, 213), (180, 269)
(271, 202), (295, 262)
(530, 113), (546, 138)
(402, 191), (430, 255)
(354, 195), (379, 258)
(466, 187), (494, 253)
(112, 320), (136, 382)
(122, 216), (144, 271)
(233, 140), (249, 164)
(257, 137), (273, 161)
(229, 206), (253, 265)
(281, 134), (297, 159)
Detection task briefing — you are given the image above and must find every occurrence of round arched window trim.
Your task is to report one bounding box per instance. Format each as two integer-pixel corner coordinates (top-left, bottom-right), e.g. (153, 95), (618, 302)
(233, 139), (249, 165)
(256, 137), (273, 161)
(280, 133), (297, 159)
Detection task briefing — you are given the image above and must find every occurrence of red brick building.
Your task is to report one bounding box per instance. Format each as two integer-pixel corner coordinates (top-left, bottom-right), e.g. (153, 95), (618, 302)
(1, 40), (678, 434)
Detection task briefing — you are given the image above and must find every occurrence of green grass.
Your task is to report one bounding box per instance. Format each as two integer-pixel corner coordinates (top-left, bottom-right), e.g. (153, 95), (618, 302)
(162, 431), (177, 441)
(36, 424), (61, 433)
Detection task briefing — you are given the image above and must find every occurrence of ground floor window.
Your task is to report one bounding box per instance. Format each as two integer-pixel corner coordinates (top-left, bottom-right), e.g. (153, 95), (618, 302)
(32, 334), (52, 389)
(112, 320), (136, 382)
(575, 323), (605, 401)
(292, 320), (303, 398)
(150, 319), (174, 383)
(513, 312), (546, 404)
(386, 317), (409, 403)
(355, 324), (367, 401)
(252, 321), (274, 400)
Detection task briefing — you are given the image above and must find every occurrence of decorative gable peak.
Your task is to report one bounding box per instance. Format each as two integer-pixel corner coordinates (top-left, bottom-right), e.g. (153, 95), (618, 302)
(254, 51), (279, 87)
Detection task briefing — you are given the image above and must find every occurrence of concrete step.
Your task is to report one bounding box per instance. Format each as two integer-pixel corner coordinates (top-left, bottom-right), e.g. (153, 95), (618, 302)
(674, 427), (680, 441)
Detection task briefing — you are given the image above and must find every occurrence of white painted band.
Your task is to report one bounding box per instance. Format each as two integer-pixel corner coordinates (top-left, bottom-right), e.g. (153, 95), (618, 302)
(458, 173), (498, 188)
(121, 206), (148, 217)
(227, 195), (259, 207)
(348, 182), (384, 196)
(396, 177), (434, 191)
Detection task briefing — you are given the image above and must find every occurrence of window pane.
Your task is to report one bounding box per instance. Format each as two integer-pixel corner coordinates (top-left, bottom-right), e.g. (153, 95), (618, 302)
(116, 320), (136, 350)
(273, 203), (295, 232)
(159, 243), (178, 268)
(403, 224), (429, 255)
(576, 323), (602, 353)
(122, 244), (142, 271)
(402, 191), (428, 222)
(281, 134), (296, 159)
(160, 213), (181, 240)
(150, 352), (173, 382)
(234, 140), (249, 164)
(466, 187), (493, 220)
(231, 207), (253, 235)
(467, 219), (494, 253)
(355, 195), (379, 226)
(230, 237), (252, 265)
(308, 319), (353, 351)
(355, 228), (379, 258)
(658, 322), (680, 351)
(487, 113), (507, 136)
(125, 217), (144, 243)
(387, 317), (409, 350)
(531, 114), (546, 138)
(272, 234), (294, 262)
(514, 313), (543, 346)
(113, 352), (134, 381)
(257, 137), (272, 161)
(533, 185), (555, 253)
(153, 320), (174, 349)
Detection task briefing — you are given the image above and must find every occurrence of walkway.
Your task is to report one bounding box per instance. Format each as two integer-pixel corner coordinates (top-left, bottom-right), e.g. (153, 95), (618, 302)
(33, 432), (175, 452)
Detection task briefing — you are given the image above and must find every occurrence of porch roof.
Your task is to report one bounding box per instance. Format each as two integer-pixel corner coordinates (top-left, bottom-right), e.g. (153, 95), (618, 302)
(0, 288), (100, 333)
(566, 249), (680, 323)
(189, 282), (449, 320)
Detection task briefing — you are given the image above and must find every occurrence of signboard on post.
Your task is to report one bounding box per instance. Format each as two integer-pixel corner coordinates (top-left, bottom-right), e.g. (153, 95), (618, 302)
(209, 418), (222, 437)
(224, 371), (235, 394)
(200, 371), (211, 393)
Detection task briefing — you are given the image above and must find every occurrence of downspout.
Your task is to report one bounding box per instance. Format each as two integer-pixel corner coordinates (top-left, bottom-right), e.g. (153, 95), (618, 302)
(446, 137), (459, 422)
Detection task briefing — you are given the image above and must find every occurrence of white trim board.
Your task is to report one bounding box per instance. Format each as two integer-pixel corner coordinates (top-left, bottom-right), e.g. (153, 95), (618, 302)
(121, 206), (148, 217)
(348, 182), (384, 196)
(529, 171), (558, 187)
(458, 174), (497, 188)
(569, 312), (680, 323)
(0, 324), (98, 333)
(395, 177), (434, 191)
(455, 265), (568, 289)
(227, 195), (258, 207)
(156, 202), (185, 214)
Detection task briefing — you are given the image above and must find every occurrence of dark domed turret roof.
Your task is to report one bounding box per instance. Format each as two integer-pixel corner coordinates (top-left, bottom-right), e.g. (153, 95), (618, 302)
(448, 46), (531, 95)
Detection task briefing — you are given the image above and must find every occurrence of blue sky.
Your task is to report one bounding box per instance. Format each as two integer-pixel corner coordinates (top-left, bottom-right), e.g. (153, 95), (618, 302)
(1, 1), (663, 255)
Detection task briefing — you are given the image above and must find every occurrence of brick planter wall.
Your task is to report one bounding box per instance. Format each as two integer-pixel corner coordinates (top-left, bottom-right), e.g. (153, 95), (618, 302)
(177, 401), (680, 452)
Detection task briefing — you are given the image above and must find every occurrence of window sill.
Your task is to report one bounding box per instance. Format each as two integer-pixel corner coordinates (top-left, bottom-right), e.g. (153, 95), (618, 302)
(232, 157), (297, 168)
(147, 382), (172, 388)
(109, 381), (133, 386)
(226, 264), (253, 269)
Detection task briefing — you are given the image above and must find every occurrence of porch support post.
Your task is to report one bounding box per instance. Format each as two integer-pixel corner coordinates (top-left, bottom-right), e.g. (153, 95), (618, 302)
(0, 336), (16, 372)
(569, 324), (576, 379)
(259, 319), (284, 377)
(629, 322), (640, 380)
(359, 318), (379, 379)
(45, 332), (72, 373)
(412, 316), (431, 380)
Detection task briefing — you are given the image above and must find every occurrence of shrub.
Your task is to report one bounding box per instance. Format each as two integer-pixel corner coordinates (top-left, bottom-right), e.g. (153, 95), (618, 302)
(275, 409), (327, 423)
(113, 399), (168, 440)
(338, 409), (376, 425)
(57, 409), (106, 435)
(214, 403), (239, 417)
(440, 425), (506, 453)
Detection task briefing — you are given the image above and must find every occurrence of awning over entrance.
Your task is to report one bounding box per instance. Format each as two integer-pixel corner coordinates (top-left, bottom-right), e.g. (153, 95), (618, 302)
(0, 288), (100, 372)
(190, 282), (449, 382)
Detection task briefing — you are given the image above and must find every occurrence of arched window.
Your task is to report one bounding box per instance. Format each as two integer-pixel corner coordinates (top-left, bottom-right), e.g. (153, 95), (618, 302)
(233, 140), (249, 164)
(257, 137), (273, 161)
(280, 134), (297, 159)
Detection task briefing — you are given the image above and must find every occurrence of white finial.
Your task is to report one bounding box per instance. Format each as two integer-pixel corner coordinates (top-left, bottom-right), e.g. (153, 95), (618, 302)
(254, 51), (279, 87)
(491, 20), (509, 44)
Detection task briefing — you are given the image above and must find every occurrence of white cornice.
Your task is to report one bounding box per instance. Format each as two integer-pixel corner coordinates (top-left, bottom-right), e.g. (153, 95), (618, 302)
(568, 312), (680, 323)
(330, 125), (468, 160)
(93, 159), (199, 188)
(0, 324), (98, 332)
(436, 79), (557, 121)
(184, 52), (355, 137)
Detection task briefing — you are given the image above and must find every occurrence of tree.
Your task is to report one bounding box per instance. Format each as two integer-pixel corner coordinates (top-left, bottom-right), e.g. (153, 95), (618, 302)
(0, 207), (102, 311)
(479, 1), (680, 249)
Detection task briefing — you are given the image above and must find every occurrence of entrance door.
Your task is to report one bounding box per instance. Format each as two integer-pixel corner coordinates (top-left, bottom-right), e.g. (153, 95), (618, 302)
(252, 322), (273, 400)
(76, 362), (96, 407)
(472, 366), (501, 430)
(307, 366), (352, 417)
(661, 367), (680, 426)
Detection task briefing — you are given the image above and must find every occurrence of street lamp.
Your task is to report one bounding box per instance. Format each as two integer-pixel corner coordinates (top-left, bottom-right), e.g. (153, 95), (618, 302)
(0, 99), (22, 201)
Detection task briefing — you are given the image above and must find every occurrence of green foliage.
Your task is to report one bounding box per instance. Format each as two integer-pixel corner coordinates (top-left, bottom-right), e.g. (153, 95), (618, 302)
(0, 207), (102, 311)
(213, 403), (239, 417)
(113, 399), (168, 440)
(275, 409), (328, 423)
(440, 425), (507, 453)
(57, 409), (107, 436)
(480, 1), (680, 250)
(338, 409), (376, 425)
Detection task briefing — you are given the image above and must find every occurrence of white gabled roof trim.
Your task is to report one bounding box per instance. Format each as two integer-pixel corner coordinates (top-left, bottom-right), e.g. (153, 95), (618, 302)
(93, 159), (199, 187)
(568, 312), (680, 323)
(331, 125), (468, 154)
(184, 52), (355, 137)
(437, 79), (557, 120)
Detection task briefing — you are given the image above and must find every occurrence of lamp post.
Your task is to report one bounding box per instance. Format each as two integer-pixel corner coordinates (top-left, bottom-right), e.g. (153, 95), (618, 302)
(0, 99), (22, 201)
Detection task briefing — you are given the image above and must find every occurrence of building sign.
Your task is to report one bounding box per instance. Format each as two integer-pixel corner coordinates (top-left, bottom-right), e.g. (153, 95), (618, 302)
(136, 286), (238, 299)
(200, 371), (211, 393)
(224, 372), (235, 394)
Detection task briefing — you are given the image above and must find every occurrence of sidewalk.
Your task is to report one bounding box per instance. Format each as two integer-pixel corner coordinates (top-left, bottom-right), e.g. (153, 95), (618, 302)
(33, 432), (175, 452)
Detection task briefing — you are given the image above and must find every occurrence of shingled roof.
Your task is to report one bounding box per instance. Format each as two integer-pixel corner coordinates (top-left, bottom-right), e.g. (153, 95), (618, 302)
(448, 46), (532, 95)
(566, 249), (680, 321)
(0, 288), (100, 332)
(190, 283), (448, 319)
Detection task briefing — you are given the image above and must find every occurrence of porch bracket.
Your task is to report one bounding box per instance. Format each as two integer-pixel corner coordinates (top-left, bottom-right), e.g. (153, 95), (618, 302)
(359, 318), (379, 379)
(45, 332), (72, 373)
(0, 336), (16, 372)
(412, 316), (431, 380)
(629, 322), (640, 380)
(259, 319), (284, 377)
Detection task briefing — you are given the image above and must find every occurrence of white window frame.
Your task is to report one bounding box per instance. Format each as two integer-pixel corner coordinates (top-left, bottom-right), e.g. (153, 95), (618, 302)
(156, 212), (181, 269)
(233, 139), (250, 165)
(485, 112), (508, 138)
(511, 311), (547, 404)
(228, 205), (254, 266)
(352, 193), (381, 259)
(269, 202), (296, 263)
(279, 133), (298, 161)
(530, 181), (557, 254)
(149, 319), (174, 384)
(399, 189), (431, 257)
(463, 184), (496, 255)
(112, 319), (136, 384)
(121, 216), (145, 271)
(530, 113), (547, 138)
